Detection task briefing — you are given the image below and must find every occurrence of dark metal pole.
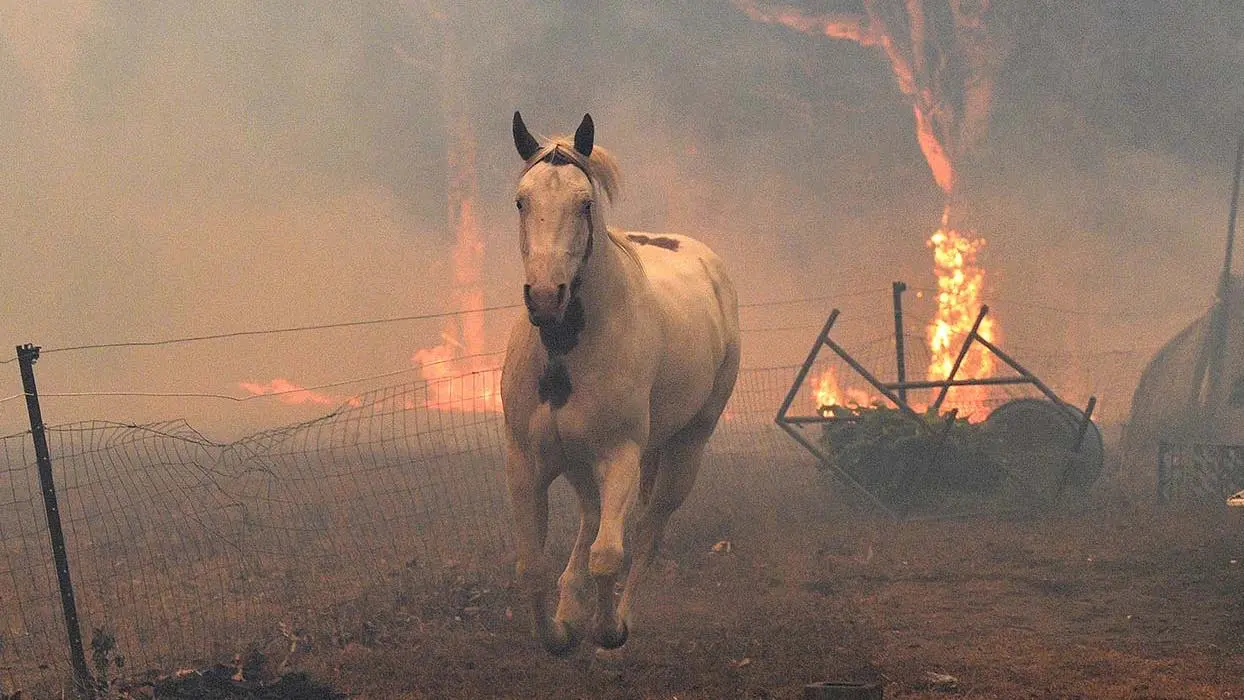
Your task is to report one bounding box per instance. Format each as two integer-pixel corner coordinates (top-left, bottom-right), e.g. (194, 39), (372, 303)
(883, 376), (1035, 391)
(17, 345), (94, 697)
(1206, 133), (1244, 413)
(1053, 396), (1097, 503)
(972, 335), (1065, 407)
(1070, 396), (1098, 453)
(930, 305), (990, 413)
(774, 309), (839, 424)
(892, 281), (908, 405)
(1219, 133), (1244, 300)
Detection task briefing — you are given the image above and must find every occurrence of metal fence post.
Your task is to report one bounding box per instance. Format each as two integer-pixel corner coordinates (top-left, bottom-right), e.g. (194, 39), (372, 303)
(892, 281), (908, 405)
(16, 344), (94, 697)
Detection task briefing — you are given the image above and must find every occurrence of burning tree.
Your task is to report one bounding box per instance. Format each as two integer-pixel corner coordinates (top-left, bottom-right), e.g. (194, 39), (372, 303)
(737, 0), (1009, 410)
(401, 0), (501, 412)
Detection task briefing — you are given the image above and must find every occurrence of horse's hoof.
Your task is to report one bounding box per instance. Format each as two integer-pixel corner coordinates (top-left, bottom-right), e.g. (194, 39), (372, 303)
(595, 620), (629, 650)
(541, 622), (581, 657)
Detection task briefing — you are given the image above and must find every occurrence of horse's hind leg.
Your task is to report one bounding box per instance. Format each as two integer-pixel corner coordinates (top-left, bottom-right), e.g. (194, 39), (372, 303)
(505, 437), (577, 655)
(619, 346), (739, 627)
(617, 422), (709, 626)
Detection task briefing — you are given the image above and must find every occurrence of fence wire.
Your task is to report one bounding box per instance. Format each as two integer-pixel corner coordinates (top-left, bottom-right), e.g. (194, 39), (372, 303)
(0, 365), (807, 694)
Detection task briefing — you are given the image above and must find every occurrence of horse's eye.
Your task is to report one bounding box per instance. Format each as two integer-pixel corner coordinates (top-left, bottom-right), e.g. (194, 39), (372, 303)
(581, 201), (592, 216)
(515, 199), (523, 211)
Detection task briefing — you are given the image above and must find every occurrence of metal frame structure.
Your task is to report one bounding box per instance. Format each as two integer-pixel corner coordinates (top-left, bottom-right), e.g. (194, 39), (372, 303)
(774, 286), (1097, 521)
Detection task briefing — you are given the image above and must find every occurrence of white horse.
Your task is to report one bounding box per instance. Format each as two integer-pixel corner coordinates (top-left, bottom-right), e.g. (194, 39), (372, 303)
(501, 112), (740, 654)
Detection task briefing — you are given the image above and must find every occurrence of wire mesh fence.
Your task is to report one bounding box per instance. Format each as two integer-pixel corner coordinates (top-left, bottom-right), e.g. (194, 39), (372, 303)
(0, 364), (807, 694)
(1157, 441), (1244, 506)
(0, 285), (1166, 694)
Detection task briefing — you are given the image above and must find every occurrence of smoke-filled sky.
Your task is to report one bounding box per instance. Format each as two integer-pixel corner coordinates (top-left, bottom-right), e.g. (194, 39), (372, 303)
(2, 1), (1243, 437)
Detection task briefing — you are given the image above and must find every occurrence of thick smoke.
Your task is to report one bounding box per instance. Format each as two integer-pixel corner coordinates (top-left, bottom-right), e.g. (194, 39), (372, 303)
(2, 1), (1241, 437)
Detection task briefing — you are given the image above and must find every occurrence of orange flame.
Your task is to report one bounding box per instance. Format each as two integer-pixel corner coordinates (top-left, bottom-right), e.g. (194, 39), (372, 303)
(812, 367), (876, 416)
(239, 378), (348, 407)
(408, 101), (503, 413)
(411, 330), (502, 413)
(925, 211), (999, 418)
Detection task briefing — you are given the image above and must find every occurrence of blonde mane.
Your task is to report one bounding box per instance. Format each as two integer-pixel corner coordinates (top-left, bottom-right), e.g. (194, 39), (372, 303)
(521, 137), (622, 204)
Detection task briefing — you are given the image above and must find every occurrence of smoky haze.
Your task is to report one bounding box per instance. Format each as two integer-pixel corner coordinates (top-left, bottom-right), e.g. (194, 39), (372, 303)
(1, 1), (1242, 439)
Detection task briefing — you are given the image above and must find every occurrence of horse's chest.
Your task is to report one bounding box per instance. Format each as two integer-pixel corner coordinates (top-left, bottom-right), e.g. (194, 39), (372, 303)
(537, 361), (573, 408)
(528, 378), (645, 464)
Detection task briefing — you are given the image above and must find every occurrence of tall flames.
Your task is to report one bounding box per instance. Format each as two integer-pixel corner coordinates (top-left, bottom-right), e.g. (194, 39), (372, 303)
(810, 212), (1000, 419)
(409, 180), (503, 413)
(242, 2), (502, 414)
(410, 5), (503, 414)
(925, 208), (999, 415)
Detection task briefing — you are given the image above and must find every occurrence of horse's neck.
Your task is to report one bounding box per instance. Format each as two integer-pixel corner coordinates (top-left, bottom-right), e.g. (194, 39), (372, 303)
(578, 228), (641, 322)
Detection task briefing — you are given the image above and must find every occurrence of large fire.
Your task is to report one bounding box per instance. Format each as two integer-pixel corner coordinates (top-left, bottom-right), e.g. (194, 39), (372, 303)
(810, 208), (1000, 419)
(409, 19), (505, 415)
(241, 18), (506, 415)
(409, 71), (504, 414)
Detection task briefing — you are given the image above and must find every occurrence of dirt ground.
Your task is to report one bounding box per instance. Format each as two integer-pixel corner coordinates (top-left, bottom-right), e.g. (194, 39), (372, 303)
(287, 461), (1244, 699)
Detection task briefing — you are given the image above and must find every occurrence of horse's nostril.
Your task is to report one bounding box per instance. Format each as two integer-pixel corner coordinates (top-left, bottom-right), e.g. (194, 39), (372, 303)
(556, 284), (567, 304)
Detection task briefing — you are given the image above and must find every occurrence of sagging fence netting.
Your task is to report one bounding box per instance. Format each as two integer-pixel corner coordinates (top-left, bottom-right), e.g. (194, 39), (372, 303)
(0, 365), (811, 693)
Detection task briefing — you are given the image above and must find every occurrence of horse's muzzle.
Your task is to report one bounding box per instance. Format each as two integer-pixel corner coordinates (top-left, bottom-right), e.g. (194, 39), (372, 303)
(524, 283), (568, 326)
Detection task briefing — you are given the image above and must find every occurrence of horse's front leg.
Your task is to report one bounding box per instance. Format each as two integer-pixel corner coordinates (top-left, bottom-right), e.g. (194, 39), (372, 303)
(589, 440), (643, 649)
(555, 465), (601, 636)
(505, 437), (577, 655)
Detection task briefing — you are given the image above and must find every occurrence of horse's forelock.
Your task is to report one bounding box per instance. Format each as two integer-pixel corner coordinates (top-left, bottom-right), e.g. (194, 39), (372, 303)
(521, 139), (620, 204)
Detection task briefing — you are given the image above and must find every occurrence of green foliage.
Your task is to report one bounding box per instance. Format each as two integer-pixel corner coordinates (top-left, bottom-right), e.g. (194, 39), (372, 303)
(818, 404), (1003, 503)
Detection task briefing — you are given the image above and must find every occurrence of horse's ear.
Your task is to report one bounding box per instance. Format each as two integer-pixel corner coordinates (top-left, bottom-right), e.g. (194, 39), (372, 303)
(513, 111), (541, 161)
(573, 114), (594, 158)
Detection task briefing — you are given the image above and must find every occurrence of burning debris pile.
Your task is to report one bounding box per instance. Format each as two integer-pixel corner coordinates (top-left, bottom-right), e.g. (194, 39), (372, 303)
(778, 299), (1102, 518)
(818, 403), (1003, 503)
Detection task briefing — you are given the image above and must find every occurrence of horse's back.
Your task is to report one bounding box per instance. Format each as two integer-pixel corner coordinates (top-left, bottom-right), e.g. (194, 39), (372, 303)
(620, 230), (738, 338)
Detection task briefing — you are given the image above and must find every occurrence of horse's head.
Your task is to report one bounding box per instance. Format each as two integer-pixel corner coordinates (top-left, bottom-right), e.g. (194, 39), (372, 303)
(512, 111), (602, 327)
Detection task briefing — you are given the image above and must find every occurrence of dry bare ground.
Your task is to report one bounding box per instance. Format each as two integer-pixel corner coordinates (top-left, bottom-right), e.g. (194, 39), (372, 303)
(276, 461), (1244, 699)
